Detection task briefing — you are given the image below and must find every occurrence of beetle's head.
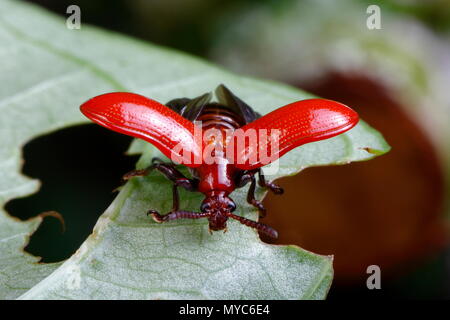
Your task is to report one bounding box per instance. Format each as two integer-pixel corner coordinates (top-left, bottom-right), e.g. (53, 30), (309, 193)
(201, 192), (236, 231)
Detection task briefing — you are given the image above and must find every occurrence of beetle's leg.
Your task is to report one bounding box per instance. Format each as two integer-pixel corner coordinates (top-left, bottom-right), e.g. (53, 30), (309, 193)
(122, 157), (173, 180)
(131, 162), (200, 222)
(123, 162), (198, 192)
(152, 162), (198, 192)
(235, 170), (255, 188)
(227, 213), (278, 239)
(247, 175), (267, 218)
(171, 185), (180, 212)
(257, 169), (284, 195)
(147, 182), (202, 223)
(122, 161), (198, 220)
(149, 210), (208, 223)
(114, 166), (152, 192)
(235, 170), (266, 217)
(151, 157), (168, 164)
(149, 163), (199, 219)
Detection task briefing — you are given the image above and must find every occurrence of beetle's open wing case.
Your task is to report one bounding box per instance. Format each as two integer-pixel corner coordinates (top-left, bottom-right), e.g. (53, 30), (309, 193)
(80, 92), (202, 167)
(230, 99), (359, 170)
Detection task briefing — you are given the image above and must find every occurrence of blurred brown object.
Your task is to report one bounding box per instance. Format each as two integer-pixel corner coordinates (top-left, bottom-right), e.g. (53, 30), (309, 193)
(261, 73), (447, 283)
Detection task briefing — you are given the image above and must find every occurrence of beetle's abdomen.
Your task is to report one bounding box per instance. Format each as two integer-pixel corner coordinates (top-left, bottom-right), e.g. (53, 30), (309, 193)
(194, 104), (241, 194)
(196, 104), (244, 130)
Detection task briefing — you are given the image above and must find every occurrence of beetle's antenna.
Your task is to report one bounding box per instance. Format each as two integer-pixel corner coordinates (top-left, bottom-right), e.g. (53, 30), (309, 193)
(149, 210), (209, 222)
(226, 213), (278, 239)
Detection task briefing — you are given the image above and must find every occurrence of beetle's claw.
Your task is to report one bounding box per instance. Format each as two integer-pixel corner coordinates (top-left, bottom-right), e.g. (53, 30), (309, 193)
(123, 169), (148, 181)
(251, 200), (267, 218)
(148, 209), (164, 223)
(270, 184), (284, 195)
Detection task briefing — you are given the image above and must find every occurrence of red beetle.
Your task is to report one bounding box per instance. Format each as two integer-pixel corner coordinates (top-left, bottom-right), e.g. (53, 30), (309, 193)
(80, 85), (358, 238)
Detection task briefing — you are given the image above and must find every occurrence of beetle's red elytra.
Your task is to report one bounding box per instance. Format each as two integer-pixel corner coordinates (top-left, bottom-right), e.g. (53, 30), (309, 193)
(80, 84), (358, 238)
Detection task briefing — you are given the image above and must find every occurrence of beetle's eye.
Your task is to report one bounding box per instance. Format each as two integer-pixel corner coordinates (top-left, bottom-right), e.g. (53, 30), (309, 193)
(201, 203), (211, 212)
(227, 202), (236, 212)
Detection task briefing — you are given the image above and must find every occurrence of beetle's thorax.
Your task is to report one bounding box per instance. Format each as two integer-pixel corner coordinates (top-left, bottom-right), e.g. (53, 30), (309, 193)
(195, 162), (236, 194)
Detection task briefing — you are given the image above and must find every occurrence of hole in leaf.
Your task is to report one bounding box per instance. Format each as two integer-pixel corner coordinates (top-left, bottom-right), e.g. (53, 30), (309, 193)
(5, 124), (138, 263)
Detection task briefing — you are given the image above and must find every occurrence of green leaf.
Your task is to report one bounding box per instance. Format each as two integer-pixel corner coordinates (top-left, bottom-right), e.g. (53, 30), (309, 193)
(0, 214), (61, 300)
(0, 0), (389, 299)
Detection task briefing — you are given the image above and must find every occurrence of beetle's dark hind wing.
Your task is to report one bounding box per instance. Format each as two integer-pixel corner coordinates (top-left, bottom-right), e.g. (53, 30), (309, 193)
(181, 92), (212, 121)
(165, 97), (192, 114)
(216, 84), (261, 124)
(165, 93), (212, 121)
